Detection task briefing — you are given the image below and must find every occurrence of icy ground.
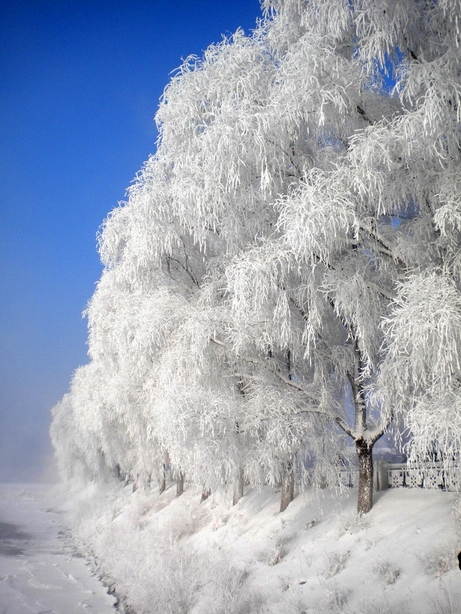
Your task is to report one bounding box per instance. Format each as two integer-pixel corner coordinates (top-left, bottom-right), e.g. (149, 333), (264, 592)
(63, 480), (461, 614)
(0, 483), (116, 614)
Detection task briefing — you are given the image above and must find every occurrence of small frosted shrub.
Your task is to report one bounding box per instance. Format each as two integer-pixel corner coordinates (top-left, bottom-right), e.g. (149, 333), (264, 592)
(260, 534), (290, 566)
(325, 581), (350, 613)
(323, 550), (350, 578)
(336, 511), (370, 537)
(305, 517), (320, 530)
(373, 560), (401, 585)
(422, 545), (457, 577)
(198, 563), (266, 614)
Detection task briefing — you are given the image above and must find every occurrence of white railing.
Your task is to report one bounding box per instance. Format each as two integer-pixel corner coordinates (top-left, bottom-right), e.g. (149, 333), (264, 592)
(387, 462), (459, 492)
(339, 469), (359, 489)
(339, 461), (459, 492)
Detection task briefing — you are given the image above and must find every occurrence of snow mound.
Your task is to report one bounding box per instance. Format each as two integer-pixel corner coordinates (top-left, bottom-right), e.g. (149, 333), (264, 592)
(63, 482), (461, 614)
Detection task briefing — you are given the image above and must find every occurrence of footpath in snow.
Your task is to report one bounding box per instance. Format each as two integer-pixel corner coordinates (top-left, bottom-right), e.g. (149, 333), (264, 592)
(0, 483), (115, 614)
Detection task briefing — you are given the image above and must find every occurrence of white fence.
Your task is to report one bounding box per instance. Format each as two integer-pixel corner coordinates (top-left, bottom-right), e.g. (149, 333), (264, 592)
(340, 461), (459, 492)
(387, 462), (459, 491)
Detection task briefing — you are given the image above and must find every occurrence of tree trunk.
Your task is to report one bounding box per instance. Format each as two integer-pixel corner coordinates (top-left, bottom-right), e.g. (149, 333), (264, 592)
(176, 471), (185, 497)
(201, 486), (211, 502)
(280, 460), (295, 512)
(160, 451), (170, 494)
(158, 465), (166, 494)
(114, 463), (122, 481)
(356, 439), (373, 515)
(233, 466), (244, 506)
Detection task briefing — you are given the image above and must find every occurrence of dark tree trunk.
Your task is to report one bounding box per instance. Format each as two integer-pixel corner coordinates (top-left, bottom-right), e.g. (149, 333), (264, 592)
(176, 471), (185, 497)
(201, 486), (211, 502)
(345, 334), (384, 515)
(233, 466), (244, 506)
(280, 460), (295, 512)
(356, 438), (374, 515)
(114, 463), (122, 481)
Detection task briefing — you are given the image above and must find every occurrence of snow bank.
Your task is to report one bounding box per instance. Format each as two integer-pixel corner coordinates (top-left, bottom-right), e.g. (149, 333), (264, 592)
(60, 480), (461, 614)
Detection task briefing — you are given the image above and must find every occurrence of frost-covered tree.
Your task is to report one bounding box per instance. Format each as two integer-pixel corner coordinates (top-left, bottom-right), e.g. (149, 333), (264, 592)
(254, 0), (461, 513)
(52, 0), (461, 515)
(145, 3), (398, 513)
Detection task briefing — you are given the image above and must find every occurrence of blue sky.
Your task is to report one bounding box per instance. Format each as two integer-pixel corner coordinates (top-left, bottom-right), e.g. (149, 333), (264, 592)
(0, 0), (261, 482)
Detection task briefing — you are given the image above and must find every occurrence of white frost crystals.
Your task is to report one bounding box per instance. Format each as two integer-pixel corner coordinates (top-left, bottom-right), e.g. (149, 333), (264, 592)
(51, 0), (461, 516)
(379, 272), (461, 465)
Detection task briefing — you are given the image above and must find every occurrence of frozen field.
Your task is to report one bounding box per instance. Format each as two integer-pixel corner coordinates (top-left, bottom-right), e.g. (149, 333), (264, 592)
(0, 484), (115, 614)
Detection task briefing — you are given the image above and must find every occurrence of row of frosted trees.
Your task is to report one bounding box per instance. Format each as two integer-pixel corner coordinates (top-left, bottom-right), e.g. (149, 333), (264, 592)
(51, 0), (461, 514)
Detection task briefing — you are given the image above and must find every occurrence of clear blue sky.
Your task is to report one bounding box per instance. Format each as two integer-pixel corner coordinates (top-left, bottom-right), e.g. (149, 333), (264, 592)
(0, 0), (262, 482)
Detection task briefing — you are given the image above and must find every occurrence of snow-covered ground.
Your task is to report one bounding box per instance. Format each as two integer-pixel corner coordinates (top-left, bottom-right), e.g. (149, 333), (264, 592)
(61, 479), (461, 614)
(0, 483), (116, 614)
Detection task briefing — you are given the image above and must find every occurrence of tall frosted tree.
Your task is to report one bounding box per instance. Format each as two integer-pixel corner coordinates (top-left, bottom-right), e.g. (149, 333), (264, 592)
(52, 0), (461, 515)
